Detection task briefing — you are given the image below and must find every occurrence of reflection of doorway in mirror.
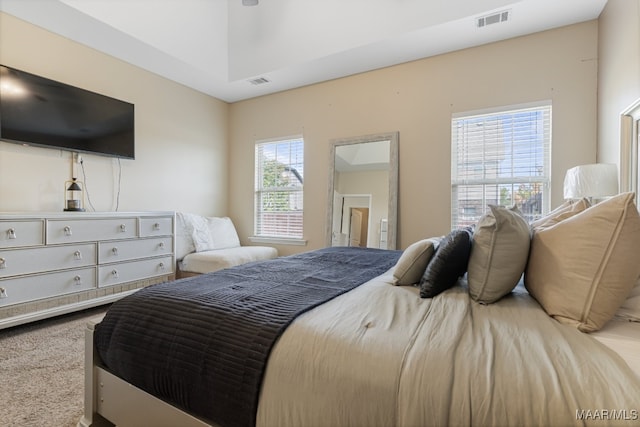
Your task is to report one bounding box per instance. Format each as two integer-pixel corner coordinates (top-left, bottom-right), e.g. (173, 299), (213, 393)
(349, 207), (369, 247)
(333, 164), (387, 248)
(332, 194), (372, 246)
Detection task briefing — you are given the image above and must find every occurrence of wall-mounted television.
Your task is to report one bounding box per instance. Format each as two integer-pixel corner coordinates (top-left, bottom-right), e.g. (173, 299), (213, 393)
(0, 65), (135, 159)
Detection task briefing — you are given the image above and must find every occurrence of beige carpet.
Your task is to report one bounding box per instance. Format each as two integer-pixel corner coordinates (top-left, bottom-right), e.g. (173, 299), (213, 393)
(0, 306), (109, 427)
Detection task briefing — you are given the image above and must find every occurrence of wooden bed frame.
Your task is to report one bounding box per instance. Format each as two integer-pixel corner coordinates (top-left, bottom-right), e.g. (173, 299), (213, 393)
(77, 318), (215, 427)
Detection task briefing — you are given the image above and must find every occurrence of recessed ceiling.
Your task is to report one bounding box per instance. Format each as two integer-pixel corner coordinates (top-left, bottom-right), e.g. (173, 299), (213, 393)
(0, 0), (607, 103)
(335, 140), (391, 173)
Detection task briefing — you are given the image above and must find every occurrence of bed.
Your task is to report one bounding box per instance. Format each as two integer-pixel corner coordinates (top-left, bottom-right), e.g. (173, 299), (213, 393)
(78, 253), (640, 427)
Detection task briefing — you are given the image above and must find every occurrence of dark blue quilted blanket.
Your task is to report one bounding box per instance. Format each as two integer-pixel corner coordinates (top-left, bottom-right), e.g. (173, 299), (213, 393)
(95, 246), (401, 427)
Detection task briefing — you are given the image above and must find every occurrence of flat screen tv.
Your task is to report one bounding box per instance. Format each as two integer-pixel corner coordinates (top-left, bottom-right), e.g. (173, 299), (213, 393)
(0, 65), (135, 159)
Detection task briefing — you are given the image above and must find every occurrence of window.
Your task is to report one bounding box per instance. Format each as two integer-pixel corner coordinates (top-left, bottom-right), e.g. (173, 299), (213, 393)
(451, 102), (551, 229)
(255, 137), (304, 239)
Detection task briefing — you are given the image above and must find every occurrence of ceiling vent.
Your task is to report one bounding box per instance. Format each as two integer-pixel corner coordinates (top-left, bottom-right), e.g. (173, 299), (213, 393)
(476, 10), (510, 28)
(248, 77), (270, 85)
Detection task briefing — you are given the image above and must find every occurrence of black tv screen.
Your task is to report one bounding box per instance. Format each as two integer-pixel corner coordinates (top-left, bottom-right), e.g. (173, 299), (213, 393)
(0, 65), (134, 159)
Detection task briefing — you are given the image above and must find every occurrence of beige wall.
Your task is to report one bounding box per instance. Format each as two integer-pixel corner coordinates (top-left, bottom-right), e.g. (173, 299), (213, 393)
(0, 12), (228, 215)
(597, 0), (640, 165)
(229, 22), (598, 254)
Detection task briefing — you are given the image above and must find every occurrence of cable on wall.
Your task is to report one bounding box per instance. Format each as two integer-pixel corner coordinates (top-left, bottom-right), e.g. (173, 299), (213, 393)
(115, 157), (122, 211)
(79, 156), (123, 212)
(79, 158), (97, 212)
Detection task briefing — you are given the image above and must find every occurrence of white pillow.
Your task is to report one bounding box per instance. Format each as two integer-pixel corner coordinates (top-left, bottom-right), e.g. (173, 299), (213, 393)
(193, 216), (241, 252)
(175, 212), (199, 259)
(392, 238), (440, 285)
(467, 205), (530, 304)
(209, 217), (241, 249)
(189, 214), (214, 252)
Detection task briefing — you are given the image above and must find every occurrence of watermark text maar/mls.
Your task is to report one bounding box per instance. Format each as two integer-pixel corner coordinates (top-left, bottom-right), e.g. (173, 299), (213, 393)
(576, 409), (639, 421)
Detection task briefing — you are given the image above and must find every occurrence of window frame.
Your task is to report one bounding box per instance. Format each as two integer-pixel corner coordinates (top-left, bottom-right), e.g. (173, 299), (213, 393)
(451, 101), (552, 229)
(251, 135), (306, 245)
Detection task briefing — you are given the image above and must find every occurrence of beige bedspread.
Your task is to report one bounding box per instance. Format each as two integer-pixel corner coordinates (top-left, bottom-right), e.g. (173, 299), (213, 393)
(257, 271), (640, 427)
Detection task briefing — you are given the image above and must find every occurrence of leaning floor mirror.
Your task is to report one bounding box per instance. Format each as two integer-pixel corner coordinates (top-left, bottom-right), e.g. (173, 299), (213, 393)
(326, 132), (399, 250)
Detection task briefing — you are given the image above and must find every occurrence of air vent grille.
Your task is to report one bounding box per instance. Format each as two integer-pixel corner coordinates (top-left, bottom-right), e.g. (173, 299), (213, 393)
(477, 10), (510, 28)
(248, 77), (270, 85)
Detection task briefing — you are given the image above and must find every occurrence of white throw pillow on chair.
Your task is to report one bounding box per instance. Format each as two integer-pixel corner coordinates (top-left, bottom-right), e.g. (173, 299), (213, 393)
(193, 216), (241, 252)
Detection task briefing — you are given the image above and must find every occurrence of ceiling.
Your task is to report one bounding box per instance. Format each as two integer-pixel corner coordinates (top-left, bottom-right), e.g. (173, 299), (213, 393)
(335, 140), (391, 173)
(0, 0), (607, 103)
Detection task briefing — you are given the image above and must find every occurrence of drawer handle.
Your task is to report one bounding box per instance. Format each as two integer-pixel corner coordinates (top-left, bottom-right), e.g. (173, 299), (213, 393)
(74, 250), (82, 261)
(158, 242), (165, 250)
(112, 247), (119, 256)
(64, 225), (72, 236)
(7, 228), (16, 239)
(154, 222), (161, 230)
(111, 269), (119, 278)
(0, 287), (7, 299)
(119, 224), (127, 233)
(159, 262), (165, 270)
(73, 275), (82, 286)
(0, 258), (5, 269)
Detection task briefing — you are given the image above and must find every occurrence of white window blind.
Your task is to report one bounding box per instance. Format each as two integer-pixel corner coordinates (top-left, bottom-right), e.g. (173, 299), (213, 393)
(255, 137), (304, 239)
(451, 103), (551, 229)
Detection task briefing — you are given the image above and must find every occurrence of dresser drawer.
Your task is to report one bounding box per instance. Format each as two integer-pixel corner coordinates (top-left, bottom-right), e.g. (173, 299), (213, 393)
(98, 256), (174, 287)
(98, 237), (173, 264)
(0, 267), (96, 307)
(0, 244), (96, 278)
(47, 218), (137, 244)
(0, 220), (44, 249)
(139, 216), (173, 237)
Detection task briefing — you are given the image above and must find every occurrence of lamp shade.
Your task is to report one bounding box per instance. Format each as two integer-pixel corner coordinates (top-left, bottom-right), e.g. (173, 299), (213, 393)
(67, 181), (82, 191)
(563, 163), (618, 199)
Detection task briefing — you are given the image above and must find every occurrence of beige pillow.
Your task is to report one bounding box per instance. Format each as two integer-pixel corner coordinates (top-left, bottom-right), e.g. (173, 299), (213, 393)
(393, 238), (440, 285)
(525, 192), (640, 332)
(468, 205), (530, 304)
(530, 198), (590, 230)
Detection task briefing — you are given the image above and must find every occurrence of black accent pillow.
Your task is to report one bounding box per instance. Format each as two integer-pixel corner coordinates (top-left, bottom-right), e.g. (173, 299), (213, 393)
(419, 227), (473, 298)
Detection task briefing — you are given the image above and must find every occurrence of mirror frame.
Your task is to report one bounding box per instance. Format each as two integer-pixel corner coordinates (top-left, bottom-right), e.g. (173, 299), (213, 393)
(326, 131), (399, 249)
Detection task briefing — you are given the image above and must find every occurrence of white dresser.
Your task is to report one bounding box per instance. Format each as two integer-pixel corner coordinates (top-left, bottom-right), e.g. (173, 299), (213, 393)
(0, 212), (175, 329)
